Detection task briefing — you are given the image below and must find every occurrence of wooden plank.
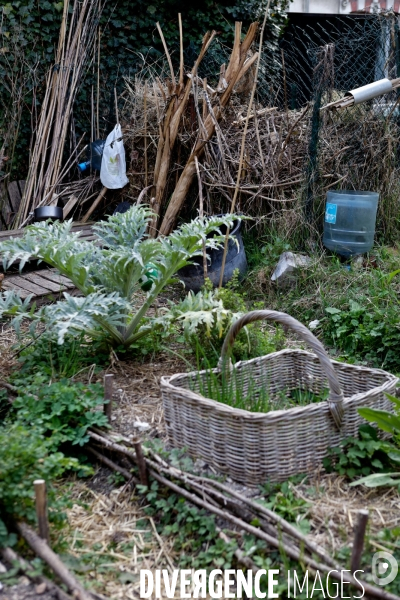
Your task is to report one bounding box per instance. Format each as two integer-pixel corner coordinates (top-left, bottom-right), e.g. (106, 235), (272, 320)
(0, 227), (24, 239)
(1, 279), (31, 299)
(23, 272), (67, 293)
(39, 270), (75, 289)
(8, 181), (22, 213)
(5, 275), (51, 296)
(0, 223), (94, 241)
(0, 182), (11, 227)
(72, 222), (95, 231)
(79, 235), (98, 242)
(76, 230), (97, 238)
(63, 195), (79, 219)
(76, 228), (96, 235)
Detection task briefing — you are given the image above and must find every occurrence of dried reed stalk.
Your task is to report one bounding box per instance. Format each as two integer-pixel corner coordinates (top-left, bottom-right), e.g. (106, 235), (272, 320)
(158, 21), (259, 236)
(219, 0), (271, 287)
(15, 0), (102, 228)
(148, 24), (217, 236)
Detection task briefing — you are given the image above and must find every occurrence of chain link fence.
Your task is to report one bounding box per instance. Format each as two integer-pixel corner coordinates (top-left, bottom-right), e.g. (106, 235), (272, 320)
(279, 12), (400, 241)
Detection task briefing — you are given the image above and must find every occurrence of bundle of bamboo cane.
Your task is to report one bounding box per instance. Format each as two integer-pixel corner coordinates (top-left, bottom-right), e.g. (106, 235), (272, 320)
(15, 0), (102, 229)
(150, 20), (259, 237)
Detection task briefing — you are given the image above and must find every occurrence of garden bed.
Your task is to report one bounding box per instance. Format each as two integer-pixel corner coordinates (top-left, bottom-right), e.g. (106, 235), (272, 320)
(2, 244), (400, 599)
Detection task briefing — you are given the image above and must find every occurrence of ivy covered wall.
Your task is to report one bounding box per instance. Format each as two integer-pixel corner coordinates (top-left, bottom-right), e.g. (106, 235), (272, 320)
(0, 0), (288, 178)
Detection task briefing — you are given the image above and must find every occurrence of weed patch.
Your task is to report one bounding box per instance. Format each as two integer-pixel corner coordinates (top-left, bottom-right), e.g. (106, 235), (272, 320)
(324, 301), (400, 371)
(190, 366), (329, 413)
(323, 425), (398, 479)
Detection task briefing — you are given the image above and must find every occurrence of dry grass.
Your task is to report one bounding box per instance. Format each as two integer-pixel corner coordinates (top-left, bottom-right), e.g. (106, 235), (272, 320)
(100, 351), (187, 442)
(61, 482), (177, 600)
(0, 322), (22, 379)
(296, 472), (400, 557)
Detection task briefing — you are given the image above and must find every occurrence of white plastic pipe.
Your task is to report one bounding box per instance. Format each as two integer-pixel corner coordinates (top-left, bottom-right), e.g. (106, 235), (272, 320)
(345, 78), (393, 104)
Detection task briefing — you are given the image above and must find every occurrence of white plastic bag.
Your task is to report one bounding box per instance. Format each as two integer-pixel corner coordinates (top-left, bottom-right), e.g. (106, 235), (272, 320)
(100, 124), (129, 189)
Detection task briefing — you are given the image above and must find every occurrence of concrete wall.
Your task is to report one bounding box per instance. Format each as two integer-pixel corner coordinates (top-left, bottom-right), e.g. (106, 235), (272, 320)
(287, 0), (400, 13)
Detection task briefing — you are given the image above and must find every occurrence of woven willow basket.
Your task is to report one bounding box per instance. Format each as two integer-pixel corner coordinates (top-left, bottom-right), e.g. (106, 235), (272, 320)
(161, 310), (399, 485)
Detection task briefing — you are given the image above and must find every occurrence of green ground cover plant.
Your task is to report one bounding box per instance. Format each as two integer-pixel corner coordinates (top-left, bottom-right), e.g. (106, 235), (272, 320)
(259, 477), (311, 534)
(17, 331), (110, 378)
(138, 475), (319, 598)
(0, 422), (87, 546)
(9, 372), (108, 448)
(0, 363), (106, 544)
(139, 480), (236, 570)
(244, 235), (400, 369)
(323, 300), (400, 371)
(323, 424), (398, 479)
(347, 394), (400, 488)
(137, 470), (340, 599)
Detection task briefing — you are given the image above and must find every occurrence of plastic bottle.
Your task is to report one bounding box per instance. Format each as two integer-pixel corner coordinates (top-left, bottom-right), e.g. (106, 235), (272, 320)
(323, 190), (379, 257)
(77, 139), (106, 173)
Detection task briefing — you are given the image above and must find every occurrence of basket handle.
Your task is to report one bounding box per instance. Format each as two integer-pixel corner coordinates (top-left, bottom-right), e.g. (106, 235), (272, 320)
(219, 310), (344, 428)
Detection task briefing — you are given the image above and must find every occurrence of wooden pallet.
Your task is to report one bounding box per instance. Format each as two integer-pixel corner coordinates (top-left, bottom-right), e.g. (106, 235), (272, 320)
(0, 222), (97, 303)
(1, 268), (76, 303)
(0, 222), (98, 273)
(0, 222), (96, 243)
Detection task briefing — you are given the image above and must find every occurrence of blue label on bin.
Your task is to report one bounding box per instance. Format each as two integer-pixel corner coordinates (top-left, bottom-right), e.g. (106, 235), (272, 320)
(325, 203), (337, 224)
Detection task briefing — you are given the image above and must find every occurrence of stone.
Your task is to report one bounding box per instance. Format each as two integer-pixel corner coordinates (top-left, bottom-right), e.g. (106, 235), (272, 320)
(271, 252), (311, 287)
(133, 421), (151, 432)
(351, 254), (364, 270)
(309, 319), (320, 330)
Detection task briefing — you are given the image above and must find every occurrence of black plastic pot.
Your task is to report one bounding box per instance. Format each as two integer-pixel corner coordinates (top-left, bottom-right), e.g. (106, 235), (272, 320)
(33, 206), (63, 222)
(113, 202), (132, 215)
(178, 215), (247, 292)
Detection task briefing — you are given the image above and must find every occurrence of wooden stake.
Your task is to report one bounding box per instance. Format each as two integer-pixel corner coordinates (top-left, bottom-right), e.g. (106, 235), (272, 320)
(96, 27), (101, 138)
(114, 87), (119, 125)
(156, 22), (176, 88)
(178, 13), (184, 88)
(351, 509), (369, 573)
(144, 81), (148, 188)
(281, 47), (288, 117)
(81, 185), (107, 223)
(133, 441), (149, 486)
(195, 156), (207, 279)
(218, 4), (271, 288)
(34, 479), (49, 543)
(91, 85), (94, 143)
(104, 373), (114, 422)
(202, 77), (208, 120)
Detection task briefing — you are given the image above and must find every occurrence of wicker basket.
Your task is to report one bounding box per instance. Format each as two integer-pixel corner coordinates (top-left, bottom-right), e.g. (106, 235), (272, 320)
(161, 310), (399, 485)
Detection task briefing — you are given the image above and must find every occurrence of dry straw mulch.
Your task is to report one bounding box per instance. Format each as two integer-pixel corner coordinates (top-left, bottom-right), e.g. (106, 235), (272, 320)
(0, 324), (19, 380)
(63, 482), (177, 600)
(294, 471), (400, 560)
